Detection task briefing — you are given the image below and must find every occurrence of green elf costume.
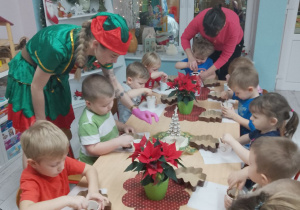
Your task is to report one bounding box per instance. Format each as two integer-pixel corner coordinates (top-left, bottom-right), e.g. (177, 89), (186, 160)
(5, 12), (132, 132)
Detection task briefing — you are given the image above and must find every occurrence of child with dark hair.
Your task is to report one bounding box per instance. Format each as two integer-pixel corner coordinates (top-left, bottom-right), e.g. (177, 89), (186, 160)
(224, 137), (300, 209)
(175, 36), (215, 79)
(222, 92), (299, 165)
(229, 179), (300, 210)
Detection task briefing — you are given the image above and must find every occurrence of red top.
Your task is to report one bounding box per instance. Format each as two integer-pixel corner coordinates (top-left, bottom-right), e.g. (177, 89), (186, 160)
(145, 74), (161, 89)
(181, 8), (243, 69)
(20, 157), (85, 203)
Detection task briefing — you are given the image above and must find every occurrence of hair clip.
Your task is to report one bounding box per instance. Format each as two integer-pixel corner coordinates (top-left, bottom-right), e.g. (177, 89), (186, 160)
(254, 201), (264, 210)
(291, 109), (294, 112)
(211, 14), (217, 25)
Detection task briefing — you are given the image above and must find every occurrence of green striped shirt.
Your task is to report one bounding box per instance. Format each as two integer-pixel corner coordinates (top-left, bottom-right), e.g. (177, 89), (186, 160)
(78, 108), (119, 165)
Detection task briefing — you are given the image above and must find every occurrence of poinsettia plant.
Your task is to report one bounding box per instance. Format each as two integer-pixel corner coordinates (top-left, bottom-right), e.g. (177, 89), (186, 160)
(167, 72), (201, 105)
(125, 136), (184, 186)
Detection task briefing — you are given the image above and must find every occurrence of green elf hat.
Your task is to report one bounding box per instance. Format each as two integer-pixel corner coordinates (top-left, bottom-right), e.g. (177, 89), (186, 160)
(91, 12), (132, 55)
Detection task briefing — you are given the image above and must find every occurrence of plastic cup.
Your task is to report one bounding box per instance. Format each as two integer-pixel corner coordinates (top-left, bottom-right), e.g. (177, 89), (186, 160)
(226, 187), (246, 201)
(146, 95), (156, 110)
(160, 81), (168, 91)
(222, 101), (233, 109)
(224, 83), (229, 91)
(219, 143), (232, 153)
(87, 200), (100, 210)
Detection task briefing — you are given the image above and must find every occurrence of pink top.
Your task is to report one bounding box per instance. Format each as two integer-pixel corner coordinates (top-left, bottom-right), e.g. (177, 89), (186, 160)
(181, 8), (243, 69)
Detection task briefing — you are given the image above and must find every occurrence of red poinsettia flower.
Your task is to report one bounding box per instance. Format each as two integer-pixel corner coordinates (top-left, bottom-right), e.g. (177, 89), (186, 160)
(161, 142), (182, 167)
(138, 140), (161, 164)
(144, 161), (164, 180)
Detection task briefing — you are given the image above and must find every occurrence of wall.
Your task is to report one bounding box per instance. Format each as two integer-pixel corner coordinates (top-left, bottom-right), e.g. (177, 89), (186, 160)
(253, 0), (287, 91)
(0, 0), (37, 42)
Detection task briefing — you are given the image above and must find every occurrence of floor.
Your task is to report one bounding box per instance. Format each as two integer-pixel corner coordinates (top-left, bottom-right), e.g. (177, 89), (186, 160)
(0, 90), (299, 210)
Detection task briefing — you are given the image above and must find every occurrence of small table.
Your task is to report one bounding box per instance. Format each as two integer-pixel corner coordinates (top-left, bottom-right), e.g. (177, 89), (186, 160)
(77, 82), (241, 209)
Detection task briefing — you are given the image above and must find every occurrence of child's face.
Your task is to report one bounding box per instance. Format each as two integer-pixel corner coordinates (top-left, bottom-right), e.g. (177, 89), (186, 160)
(86, 95), (114, 116)
(31, 155), (67, 177)
(127, 77), (148, 89)
(248, 150), (262, 185)
(194, 53), (208, 65)
(231, 85), (253, 100)
(250, 112), (277, 132)
(146, 64), (161, 74)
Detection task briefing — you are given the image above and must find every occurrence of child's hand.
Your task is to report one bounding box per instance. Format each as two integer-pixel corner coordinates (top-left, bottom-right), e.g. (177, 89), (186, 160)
(123, 125), (135, 134)
(227, 169), (247, 190)
(221, 106), (236, 119)
(87, 193), (109, 210)
(118, 134), (134, 147)
(144, 88), (153, 96)
(221, 133), (236, 145)
(161, 72), (168, 82)
(225, 74), (230, 82)
(221, 91), (229, 100)
(67, 195), (88, 209)
(224, 194), (233, 209)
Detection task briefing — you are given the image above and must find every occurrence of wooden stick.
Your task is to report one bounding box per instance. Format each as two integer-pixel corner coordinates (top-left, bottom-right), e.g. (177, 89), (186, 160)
(234, 183), (239, 199)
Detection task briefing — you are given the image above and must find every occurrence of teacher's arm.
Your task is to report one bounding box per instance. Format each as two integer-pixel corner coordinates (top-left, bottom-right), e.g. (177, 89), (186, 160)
(31, 67), (52, 121)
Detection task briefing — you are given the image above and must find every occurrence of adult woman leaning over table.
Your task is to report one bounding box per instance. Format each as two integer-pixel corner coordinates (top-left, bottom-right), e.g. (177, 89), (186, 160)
(181, 5), (244, 80)
(5, 12), (158, 167)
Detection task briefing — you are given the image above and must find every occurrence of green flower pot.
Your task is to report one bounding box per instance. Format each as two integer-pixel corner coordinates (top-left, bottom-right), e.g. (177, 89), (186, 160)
(178, 100), (194, 115)
(143, 178), (169, 201)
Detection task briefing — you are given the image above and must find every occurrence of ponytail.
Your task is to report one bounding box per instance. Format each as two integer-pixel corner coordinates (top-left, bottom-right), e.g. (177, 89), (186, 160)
(284, 111), (299, 138)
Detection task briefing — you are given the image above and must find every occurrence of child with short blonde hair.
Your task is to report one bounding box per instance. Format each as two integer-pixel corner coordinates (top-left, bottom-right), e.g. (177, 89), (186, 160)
(221, 65), (260, 137)
(19, 120), (107, 210)
(141, 52), (168, 89)
(175, 36), (215, 78)
(225, 137), (300, 209)
(222, 92), (299, 164)
(118, 62), (152, 123)
(230, 179), (300, 210)
(79, 74), (134, 165)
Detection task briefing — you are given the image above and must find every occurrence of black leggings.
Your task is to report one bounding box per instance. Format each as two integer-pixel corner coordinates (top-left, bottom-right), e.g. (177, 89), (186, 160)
(210, 38), (244, 80)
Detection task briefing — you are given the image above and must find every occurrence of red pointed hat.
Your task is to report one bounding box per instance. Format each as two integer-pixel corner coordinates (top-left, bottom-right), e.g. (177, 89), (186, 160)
(91, 12), (132, 55)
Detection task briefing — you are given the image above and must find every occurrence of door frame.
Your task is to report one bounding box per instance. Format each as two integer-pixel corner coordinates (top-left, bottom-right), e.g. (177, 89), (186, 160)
(276, 0), (300, 90)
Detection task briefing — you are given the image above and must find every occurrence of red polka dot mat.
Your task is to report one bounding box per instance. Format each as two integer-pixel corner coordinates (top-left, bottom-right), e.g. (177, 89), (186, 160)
(195, 87), (210, 100)
(164, 104), (206, 122)
(122, 174), (190, 210)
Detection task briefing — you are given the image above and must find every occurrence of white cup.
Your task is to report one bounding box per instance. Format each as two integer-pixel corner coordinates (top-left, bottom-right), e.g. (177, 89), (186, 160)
(160, 81), (168, 91)
(224, 83), (228, 91)
(87, 200), (100, 210)
(222, 101), (233, 109)
(146, 95), (156, 110)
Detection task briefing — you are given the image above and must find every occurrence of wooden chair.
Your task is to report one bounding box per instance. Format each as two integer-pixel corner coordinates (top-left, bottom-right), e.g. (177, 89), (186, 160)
(262, 89), (268, 95)
(16, 188), (21, 208)
(0, 16), (16, 72)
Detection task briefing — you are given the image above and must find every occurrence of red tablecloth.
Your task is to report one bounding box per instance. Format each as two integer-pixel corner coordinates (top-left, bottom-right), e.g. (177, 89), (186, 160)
(164, 104), (206, 122)
(122, 174), (190, 210)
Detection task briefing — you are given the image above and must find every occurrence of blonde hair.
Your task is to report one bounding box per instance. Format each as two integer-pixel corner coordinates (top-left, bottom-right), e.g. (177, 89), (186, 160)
(74, 20), (95, 80)
(126, 62), (150, 80)
(230, 179), (300, 210)
(20, 121), (69, 162)
(141, 52), (161, 69)
(192, 36), (214, 58)
(251, 137), (300, 182)
(228, 65), (259, 90)
(82, 74), (114, 102)
(228, 57), (254, 75)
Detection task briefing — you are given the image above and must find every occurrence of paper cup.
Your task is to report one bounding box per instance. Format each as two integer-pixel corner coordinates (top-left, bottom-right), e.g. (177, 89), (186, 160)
(160, 81), (168, 91)
(87, 200), (100, 210)
(146, 95), (156, 110)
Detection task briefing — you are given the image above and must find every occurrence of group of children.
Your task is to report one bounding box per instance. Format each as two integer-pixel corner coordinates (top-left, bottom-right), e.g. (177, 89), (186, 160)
(18, 35), (300, 209)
